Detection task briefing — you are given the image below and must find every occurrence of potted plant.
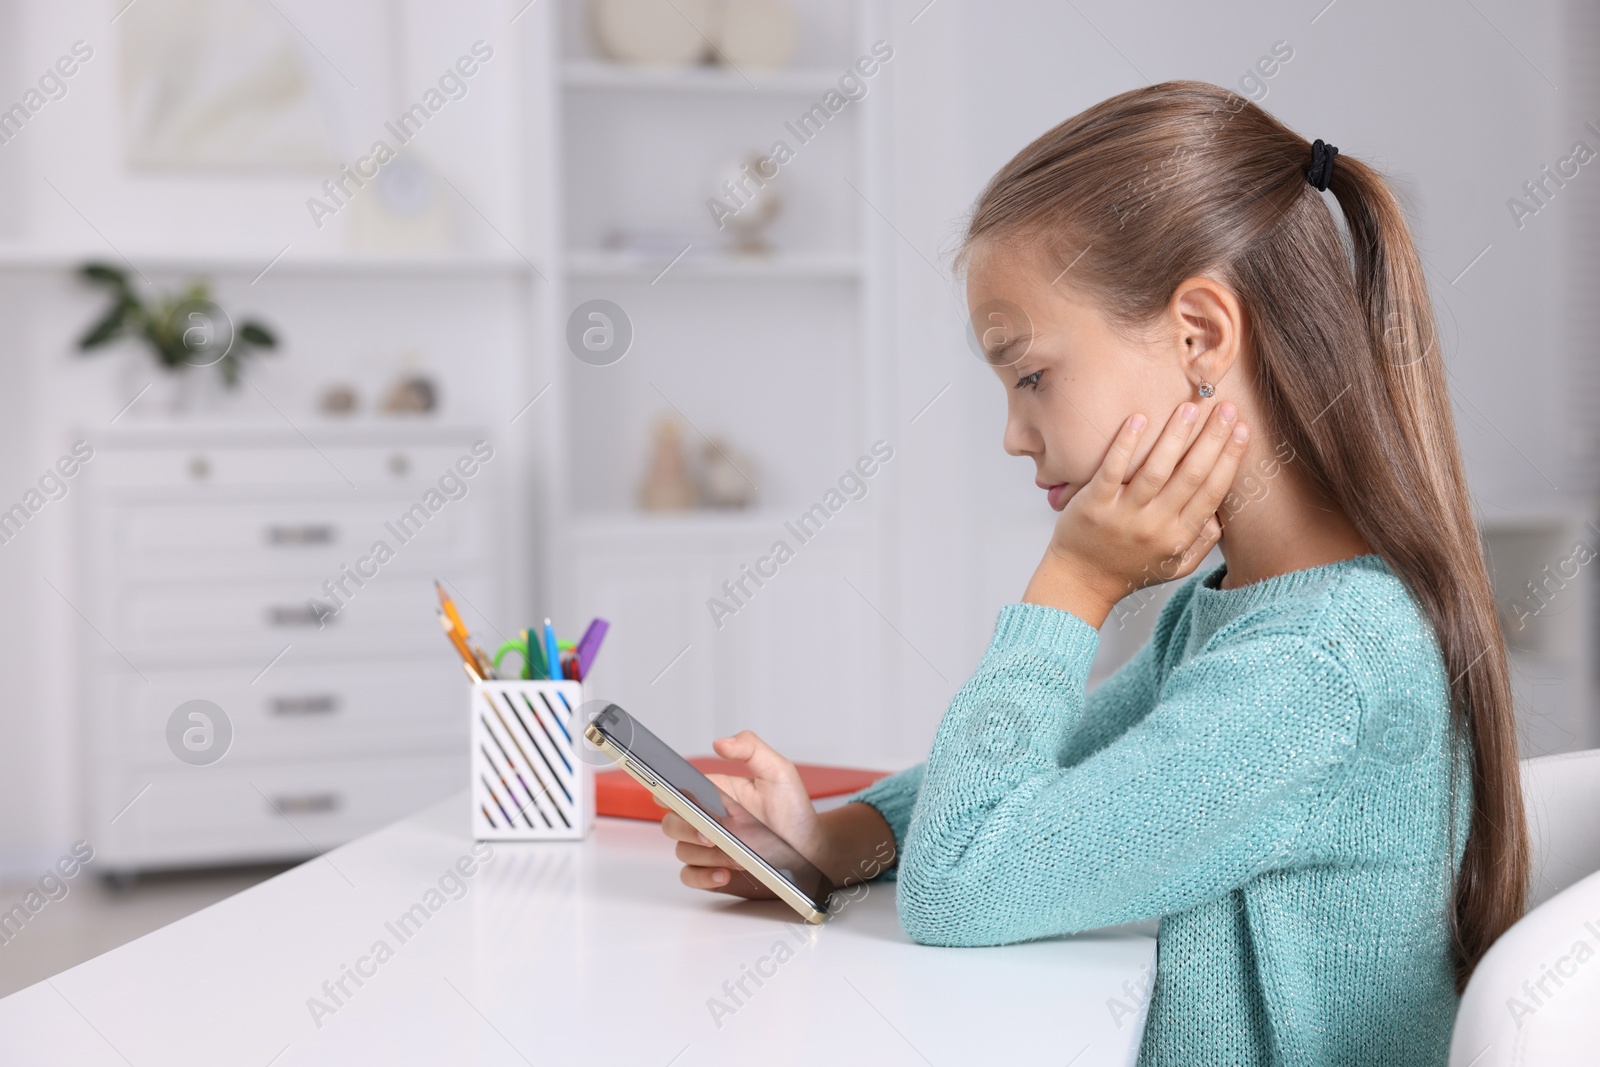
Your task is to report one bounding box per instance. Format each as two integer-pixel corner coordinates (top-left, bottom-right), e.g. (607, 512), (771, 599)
(76, 263), (279, 407)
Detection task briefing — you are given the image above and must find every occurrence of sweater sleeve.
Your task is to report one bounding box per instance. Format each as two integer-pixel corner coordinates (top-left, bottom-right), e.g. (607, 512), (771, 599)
(896, 601), (1361, 945)
(839, 580), (1200, 883)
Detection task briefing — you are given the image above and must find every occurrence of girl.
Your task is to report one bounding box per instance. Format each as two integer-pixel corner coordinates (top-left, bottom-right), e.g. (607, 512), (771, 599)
(659, 80), (1528, 1065)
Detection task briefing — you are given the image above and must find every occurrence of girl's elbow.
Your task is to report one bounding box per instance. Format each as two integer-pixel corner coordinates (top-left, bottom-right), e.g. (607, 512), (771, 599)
(894, 871), (1005, 947)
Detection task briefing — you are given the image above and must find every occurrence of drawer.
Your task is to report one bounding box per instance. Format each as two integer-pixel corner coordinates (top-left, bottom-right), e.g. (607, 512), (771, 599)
(110, 659), (467, 768)
(108, 497), (483, 579)
(99, 756), (463, 870)
(112, 573), (469, 662)
(90, 440), (492, 491)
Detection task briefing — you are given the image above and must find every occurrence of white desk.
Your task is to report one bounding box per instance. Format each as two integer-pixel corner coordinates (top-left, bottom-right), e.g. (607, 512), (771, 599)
(0, 794), (1156, 1066)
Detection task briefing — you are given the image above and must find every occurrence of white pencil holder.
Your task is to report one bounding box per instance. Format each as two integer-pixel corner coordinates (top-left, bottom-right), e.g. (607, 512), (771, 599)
(470, 680), (593, 840)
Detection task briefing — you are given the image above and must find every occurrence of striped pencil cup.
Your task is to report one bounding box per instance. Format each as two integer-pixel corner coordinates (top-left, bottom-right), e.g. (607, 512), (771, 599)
(471, 680), (593, 840)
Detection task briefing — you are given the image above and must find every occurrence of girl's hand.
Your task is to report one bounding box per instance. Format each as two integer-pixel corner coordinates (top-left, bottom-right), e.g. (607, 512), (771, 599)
(1024, 401), (1250, 626)
(658, 730), (822, 897)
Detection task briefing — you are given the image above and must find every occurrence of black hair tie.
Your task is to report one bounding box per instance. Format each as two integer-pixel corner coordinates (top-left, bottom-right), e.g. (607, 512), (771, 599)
(1307, 139), (1338, 191)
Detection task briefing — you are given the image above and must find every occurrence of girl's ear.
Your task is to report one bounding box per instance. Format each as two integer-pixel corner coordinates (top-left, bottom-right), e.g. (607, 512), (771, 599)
(1171, 276), (1244, 395)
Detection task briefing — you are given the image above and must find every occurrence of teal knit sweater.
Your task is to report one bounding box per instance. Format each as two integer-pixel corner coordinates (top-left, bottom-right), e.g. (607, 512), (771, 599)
(843, 554), (1469, 1065)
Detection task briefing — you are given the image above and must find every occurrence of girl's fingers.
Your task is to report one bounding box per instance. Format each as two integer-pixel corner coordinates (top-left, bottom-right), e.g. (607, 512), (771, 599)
(1126, 403), (1200, 505)
(675, 839), (745, 870)
(712, 731), (803, 792)
(703, 771), (755, 808)
(1087, 414), (1149, 504)
(680, 865), (733, 890)
(1157, 403), (1240, 516)
(1180, 514), (1224, 570)
(1176, 418), (1250, 537)
(1155, 513), (1224, 584)
(659, 810), (711, 846)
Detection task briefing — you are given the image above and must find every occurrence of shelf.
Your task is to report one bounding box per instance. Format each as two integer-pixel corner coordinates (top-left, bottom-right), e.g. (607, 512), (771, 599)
(0, 245), (540, 278)
(1476, 506), (1597, 531)
(568, 508), (870, 542)
(562, 60), (846, 95)
(566, 248), (860, 281)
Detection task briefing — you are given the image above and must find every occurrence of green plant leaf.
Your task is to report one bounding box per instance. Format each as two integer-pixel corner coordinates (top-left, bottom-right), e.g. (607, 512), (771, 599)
(239, 322), (277, 348)
(77, 299), (133, 350)
(79, 263), (130, 291)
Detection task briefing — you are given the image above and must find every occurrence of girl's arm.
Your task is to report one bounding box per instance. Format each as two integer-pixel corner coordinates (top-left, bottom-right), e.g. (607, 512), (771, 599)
(894, 600), (1362, 945)
(837, 573), (1202, 880)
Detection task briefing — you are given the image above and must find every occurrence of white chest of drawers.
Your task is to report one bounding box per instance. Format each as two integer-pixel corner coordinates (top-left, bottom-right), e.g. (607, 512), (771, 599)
(77, 425), (498, 876)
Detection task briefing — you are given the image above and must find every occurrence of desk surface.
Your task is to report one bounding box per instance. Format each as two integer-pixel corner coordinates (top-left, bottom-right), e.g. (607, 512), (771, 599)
(0, 794), (1156, 1066)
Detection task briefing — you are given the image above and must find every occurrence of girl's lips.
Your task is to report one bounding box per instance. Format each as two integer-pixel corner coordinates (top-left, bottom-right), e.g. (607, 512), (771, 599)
(1045, 483), (1070, 510)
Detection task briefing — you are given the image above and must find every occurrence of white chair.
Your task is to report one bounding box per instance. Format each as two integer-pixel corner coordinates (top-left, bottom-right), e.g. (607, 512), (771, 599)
(1521, 749), (1600, 908)
(1447, 749), (1600, 1066)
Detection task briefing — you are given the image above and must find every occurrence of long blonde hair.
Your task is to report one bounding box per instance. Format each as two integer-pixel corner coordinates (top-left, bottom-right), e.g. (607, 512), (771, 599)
(958, 80), (1527, 991)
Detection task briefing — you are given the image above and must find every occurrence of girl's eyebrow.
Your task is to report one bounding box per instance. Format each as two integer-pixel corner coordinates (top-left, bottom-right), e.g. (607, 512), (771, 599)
(985, 333), (1035, 367)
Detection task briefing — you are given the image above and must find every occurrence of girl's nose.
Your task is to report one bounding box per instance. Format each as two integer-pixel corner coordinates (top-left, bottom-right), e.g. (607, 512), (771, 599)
(1002, 415), (1039, 458)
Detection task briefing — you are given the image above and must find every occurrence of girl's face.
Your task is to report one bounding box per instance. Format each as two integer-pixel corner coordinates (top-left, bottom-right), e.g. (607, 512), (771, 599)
(966, 240), (1207, 511)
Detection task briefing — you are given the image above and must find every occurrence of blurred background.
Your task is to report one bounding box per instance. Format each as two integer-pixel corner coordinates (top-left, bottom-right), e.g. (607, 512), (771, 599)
(0, 0), (1594, 994)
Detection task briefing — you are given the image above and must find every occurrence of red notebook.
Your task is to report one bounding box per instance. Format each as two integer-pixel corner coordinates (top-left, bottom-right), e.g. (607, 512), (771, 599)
(596, 757), (891, 822)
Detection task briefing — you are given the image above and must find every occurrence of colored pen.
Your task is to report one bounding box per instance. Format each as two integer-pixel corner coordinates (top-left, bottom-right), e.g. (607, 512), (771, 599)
(575, 618), (610, 678)
(525, 627), (549, 680)
(543, 619), (560, 681)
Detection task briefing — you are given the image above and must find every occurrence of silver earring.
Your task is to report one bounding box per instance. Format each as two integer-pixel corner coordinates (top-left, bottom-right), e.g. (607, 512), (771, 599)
(1197, 381), (1215, 398)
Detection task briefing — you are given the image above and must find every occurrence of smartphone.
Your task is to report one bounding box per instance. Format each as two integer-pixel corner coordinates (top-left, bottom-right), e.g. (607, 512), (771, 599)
(584, 703), (837, 924)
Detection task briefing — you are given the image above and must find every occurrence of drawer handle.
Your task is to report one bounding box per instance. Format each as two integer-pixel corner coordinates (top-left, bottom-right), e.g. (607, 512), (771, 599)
(266, 524), (337, 546)
(270, 792), (342, 815)
(267, 604), (331, 627)
(270, 694), (340, 716)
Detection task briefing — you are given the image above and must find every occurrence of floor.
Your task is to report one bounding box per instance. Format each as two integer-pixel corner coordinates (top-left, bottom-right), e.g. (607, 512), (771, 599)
(0, 863), (292, 999)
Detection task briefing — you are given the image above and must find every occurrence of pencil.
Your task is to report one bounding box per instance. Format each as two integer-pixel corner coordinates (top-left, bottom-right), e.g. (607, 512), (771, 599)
(440, 611), (487, 681)
(436, 580), (469, 638)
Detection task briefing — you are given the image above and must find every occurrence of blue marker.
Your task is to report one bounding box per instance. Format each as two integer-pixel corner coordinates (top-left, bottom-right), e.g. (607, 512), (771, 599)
(543, 618), (561, 681)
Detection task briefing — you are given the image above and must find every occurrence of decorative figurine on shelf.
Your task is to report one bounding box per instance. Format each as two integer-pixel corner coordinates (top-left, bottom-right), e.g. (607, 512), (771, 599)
(75, 263), (278, 388)
(381, 374), (438, 415)
(347, 151), (453, 254)
(589, 0), (796, 71)
(709, 150), (784, 255)
(701, 437), (758, 509)
(713, 0), (797, 70)
(319, 383), (359, 415)
(638, 415), (697, 511)
(591, 0), (714, 66)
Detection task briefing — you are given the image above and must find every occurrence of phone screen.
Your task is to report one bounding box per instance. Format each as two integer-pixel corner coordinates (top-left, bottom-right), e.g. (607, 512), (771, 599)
(590, 704), (836, 909)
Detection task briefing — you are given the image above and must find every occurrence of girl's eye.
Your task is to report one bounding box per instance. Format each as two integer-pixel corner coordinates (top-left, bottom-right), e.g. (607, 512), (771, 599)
(1015, 370), (1044, 392)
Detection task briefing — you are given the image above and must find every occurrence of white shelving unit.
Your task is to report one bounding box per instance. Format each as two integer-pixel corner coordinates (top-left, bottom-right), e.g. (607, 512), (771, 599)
(561, 58), (853, 94)
(0, 246), (536, 277)
(524, 0), (897, 762)
(1480, 509), (1600, 757)
(565, 248), (862, 281)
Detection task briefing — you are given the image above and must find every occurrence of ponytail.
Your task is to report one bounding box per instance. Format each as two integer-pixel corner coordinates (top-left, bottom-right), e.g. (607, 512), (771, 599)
(1320, 153), (1529, 989)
